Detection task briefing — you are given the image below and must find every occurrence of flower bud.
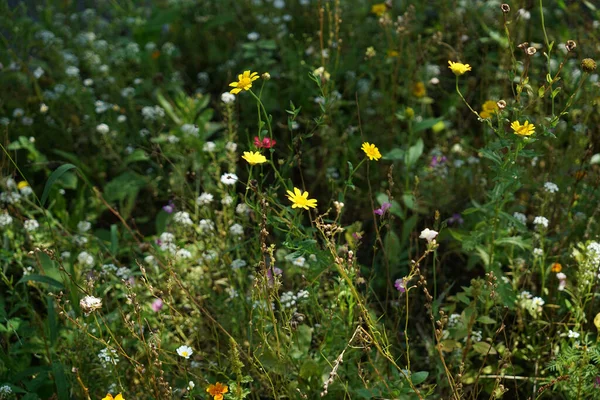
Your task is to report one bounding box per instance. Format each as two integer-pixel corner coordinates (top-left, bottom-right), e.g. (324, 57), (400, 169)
(581, 58), (597, 73)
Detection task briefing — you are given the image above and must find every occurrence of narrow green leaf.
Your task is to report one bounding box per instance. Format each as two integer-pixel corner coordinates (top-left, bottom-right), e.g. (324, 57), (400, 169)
(110, 224), (119, 255)
(51, 362), (69, 400)
(41, 164), (77, 207)
(18, 275), (65, 290)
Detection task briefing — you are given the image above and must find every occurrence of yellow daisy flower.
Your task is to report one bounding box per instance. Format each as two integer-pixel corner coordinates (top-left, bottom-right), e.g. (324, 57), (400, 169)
(17, 181), (29, 190)
(242, 151), (267, 165)
(511, 120), (535, 136)
(102, 394), (124, 400)
(480, 100), (499, 119)
(206, 382), (229, 400)
(229, 71), (260, 94)
(361, 142), (382, 161)
(371, 3), (387, 17)
(412, 82), (426, 97)
(448, 60), (472, 76)
(286, 187), (317, 210)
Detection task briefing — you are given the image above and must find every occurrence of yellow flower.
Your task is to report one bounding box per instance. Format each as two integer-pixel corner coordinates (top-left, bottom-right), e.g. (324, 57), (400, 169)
(448, 60), (472, 76)
(511, 120), (535, 136)
(361, 142), (382, 161)
(17, 181), (29, 190)
(229, 71), (260, 94)
(412, 82), (426, 97)
(480, 100), (499, 119)
(386, 49), (399, 58)
(551, 263), (562, 273)
(242, 151), (267, 165)
(206, 382), (229, 400)
(286, 187), (317, 210)
(371, 3), (387, 16)
(102, 394), (124, 400)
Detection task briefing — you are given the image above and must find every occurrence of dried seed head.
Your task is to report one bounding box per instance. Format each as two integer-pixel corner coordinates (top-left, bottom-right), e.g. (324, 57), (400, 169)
(565, 40), (576, 52)
(581, 58), (597, 73)
(517, 42), (529, 50)
(500, 3), (510, 13)
(526, 47), (537, 56)
(262, 72), (271, 80)
(497, 100), (507, 109)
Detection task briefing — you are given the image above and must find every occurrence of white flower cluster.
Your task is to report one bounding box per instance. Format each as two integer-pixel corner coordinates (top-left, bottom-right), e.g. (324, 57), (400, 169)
(98, 348), (119, 368)
(141, 105), (165, 121)
(77, 251), (94, 267)
(198, 219), (214, 233)
(159, 232), (177, 254)
(447, 313), (461, 328)
(116, 267), (131, 279)
(280, 289), (309, 309)
(517, 291), (545, 318)
(544, 182), (559, 193)
(513, 212), (527, 225)
(533, 248), (543, 257)
(173, 211), (193, 226)
(80, 295), (102, 316)
(229, 223), (244, 236)
(181, 123), (199, 137)
(0, 384), (12, 396)
(0, 213), (13, 227)
(196, 192), (213, 205)
(24, 219), (40, 232)
(231, 259), (247, 269)
(533, 216), (549, 229)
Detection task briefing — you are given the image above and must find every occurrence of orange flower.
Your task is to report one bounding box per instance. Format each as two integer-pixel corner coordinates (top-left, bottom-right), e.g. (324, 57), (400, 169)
(551, 263), (562, 273)
(206, 382), (228, 400)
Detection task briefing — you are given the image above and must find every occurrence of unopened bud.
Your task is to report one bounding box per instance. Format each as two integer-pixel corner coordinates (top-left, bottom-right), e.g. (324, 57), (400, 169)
(565, 40), (576, 52)
(500, 4), (510, 13)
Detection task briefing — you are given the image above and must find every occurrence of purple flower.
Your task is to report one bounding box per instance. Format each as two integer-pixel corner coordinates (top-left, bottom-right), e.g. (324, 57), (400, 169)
(374, 202), (392, 216)
(352, 232), (363, 241)
(162, 200), (174, 214)
(394, 278), (406, 293)
(430, 155), (447, 168)
(448, 213), (464, 225)
(266, 266), (282, 286)
(151, 298), (163, 312)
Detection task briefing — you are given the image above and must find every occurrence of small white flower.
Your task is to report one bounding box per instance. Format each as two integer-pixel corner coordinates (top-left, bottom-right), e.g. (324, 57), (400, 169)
(220, 173), (238, 185)
(203, 141), (216, 152)
(533, 216), (549, 229)
(65, 66), (80, 77)
(117, 115), (127, 123)
(77, 251), (94, 267)
(567, 330), (580, 339)
(293, 256), (306, 267)
(533, 248), (543, 257)
(177, 345), (193, 359)
(83, 78), (94, 86)
(181, 123), (199, 137)
(187, 381), (195, 391)
(173, 211), (193, 226)
(229, 223), (244, 236)
(236, 203), (250, 214)
(531, 296), (545, 308)
(221, 92), (236, 104)
(160, 232), (175, 243)
(513, 212), (527, 224)
(196, 192), (214, 205)
(79, 295), (102, 315)
(231, 259), (247, 269)
(419, 228), (439, 243)
(13, 108), (24, 118)
(176, 248), (192, 259)
(61, 251), (71, 259)
(247, 32), (260, 41)
(225, 141), (237, 152)
(198, 219), (215, 233)
(0, 384), (12, 395)
(40, 103), (49, 113)
(221, 195), (233, 205)
(24, 219), (39, 232)
(96, 123), (110, 134)
(0, 213), (13, 227)
(544, 182), (559, 193)
(556, 272), (566, 280)
(78, 221), (92, 233)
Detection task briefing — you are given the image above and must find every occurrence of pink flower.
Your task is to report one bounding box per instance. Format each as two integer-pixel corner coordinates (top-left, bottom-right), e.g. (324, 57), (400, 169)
(254, 136), (277, 149)
(374, 202), (392, 216)
(151, 298), (163, 312)
(394, 278), (406, 293)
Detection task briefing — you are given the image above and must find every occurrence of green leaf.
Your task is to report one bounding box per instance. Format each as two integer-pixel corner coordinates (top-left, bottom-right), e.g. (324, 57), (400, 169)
(405, 139), (424, 167)
(411, 371), (429, 385)
(495, 236), (531, 250)
(472, 341), (497, 355)
(384, 231), (402, 262)
(18, 275), (65, 290)
(124, 149), (149, 165)
(477, 316), (496, 324)
(413, 117), (443, 133)
(383, 148), (404, 161)
(110, 224), (119, 255)
(52, 362), (69, 400)
(41, 164), (77, 207)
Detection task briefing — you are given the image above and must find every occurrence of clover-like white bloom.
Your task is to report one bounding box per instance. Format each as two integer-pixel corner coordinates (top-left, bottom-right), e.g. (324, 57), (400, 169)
(220, 173), (238, 185)
(567, 330), (580, 339)
(419, 228), (439, 243)
(177, 345), (193, 359)
(80, 295), (102, 315)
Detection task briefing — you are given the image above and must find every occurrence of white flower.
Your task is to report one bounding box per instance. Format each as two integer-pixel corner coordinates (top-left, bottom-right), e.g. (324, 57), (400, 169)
(78, 221), (92, 232)
(533, 248), (543, 257)
(83, 78), (94, 86)
(24, 219), (39, 232)
(117, 115), (127, 123)
(116, 267), (131, 279)
(513, 212), (527, 224)
(221, 92), (236, 104)
(167, 135), (180, 143)
(247, 32), (260, 41)
(203, 141), (216, 152)
(531, 296), (545, 308)
(196, 192), (214, 205)
(65, 66), (80, 77)
(293, 256), (306, 267)
(77, 251), (94, 267)
(73, 234), (88, 246)
(96, 123), (110, 134)
(173, 211), (193, 226)
(0, 213), (13, 227)
(231, 259), (247, 269)
(141, 105), (165, 121)
(544, 182), (559, 193)
(236, 203), (250, 214)
(229, 223), (244, 236)
(98, 347), (119, 367)
(419, 228), (439, 243)
(517, 8), (531, 20)
(533, 216), (549, 228)
(556, 272), (566, 280)
(567, 330), (580, 338)
(187, 381), (195, 391)
(198, 219), (214, 233)
(181, 124), (199, 137)
(0, 385), (12, 395)
(61, 251), (71, 259)
(13, 108), (24, 118)
(33, 67), (45, 79)
(160, 232), (175, 243)
(79, 295), (102, 315)
(225, 141), (237, 152)
(220, 173), (238, 185)
(145, 255), (157, 266)
(177, 345), (193, 359)
(221, 195), (233, 205)
(176, 249), (192, 259)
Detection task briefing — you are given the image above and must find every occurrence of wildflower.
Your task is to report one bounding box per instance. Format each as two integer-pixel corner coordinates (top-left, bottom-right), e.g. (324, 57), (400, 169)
(479, 100), (499, 119)
(221, 92), (236, 104)
(551, 263), (562, 273)
(203, 141), (216, 152)
(448, 61), (472, 76)
(225, 142), (237, 152)
(177, 345), (193, 359)
(500, 3), (510, 13)
(229, 223), (244, 236)
(513, 212), (527, 224)
(533, 216), (549, 228)
(374, 202), (391, 216)
(222, 195), (233, 205)
(173, 211), (193, 226)
(581, 58), (597, 73)
(102, 394), (124, 400)
(565, 40), (577, 52)
(293, 256), (306, 267)
(220, 173), (238, 185)
(196, 192), (214, 206)
(361, 142), (382, 161)
(448, 213), (464, 225)
(567, 330), (580, 339)
(544, 182), (559, 193)
(231, 259), (247, 269)
(365, 46), (376, 58)
(412, 82), (426, 97)
(247, 32), (260, 41)
(78, 221), (92, 233)
(394, 278), (406, 293)
(77, 251), (94, 267)
(40, 103), (49, 113)
(80, 295), (102, 316)
(162, 200), (175, 213)
(533, 248), (543, 257)
(24, 219), (39, 232)
(526, 47), (537, 56)
(419, 228), (439, 243)
(96, 123), (110, 134)
(313, 66), (331, 82)
(199, 219), (215, 233)
(371, 3), (387, 17)
(262, 72), (271, 80)
(176, 249), (192, 259)
(254, 136), (277, 149)
(206, 382), (228, 400)
(497, 100), (507, 109)
(242, 151), (267, 165)
(181, 124), (199, 137)
(187, 381), (195, 391)
(511, 120), (535, 136)
(286, 187), (317, 210)
(98, 348), (119, 367)
(0, 214), (13, 227)
(229, 70), (260, 94)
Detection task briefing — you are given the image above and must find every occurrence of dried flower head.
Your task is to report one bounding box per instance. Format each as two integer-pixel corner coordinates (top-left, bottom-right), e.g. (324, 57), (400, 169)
(526, 47), (537, 56)
(517, 42), (529, 50)
(496, 100), (507, 109)
(581, 58), (597, 73)
(80, 295), (102, 316)
(500, 4), (510, 13)
(565, 40), (576, 52)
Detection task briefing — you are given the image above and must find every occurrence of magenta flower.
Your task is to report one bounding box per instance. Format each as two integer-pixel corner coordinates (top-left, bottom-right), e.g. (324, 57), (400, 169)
(430, 155), (447, 168)
(374, 202), (392, 216)
(162, 200), (175, 214)
(394, 278), (406, 293)
(151, 298), (163, 312)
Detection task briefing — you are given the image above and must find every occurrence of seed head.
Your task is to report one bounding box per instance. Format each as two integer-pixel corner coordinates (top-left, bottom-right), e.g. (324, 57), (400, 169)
(581, 58), (597, 73)
(517, 42), (529, 50)
(496, 100), (507, 109)
(565, 40), (576, 52)
(526, 47), (537, 56)
(500, 4), (510, 13)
